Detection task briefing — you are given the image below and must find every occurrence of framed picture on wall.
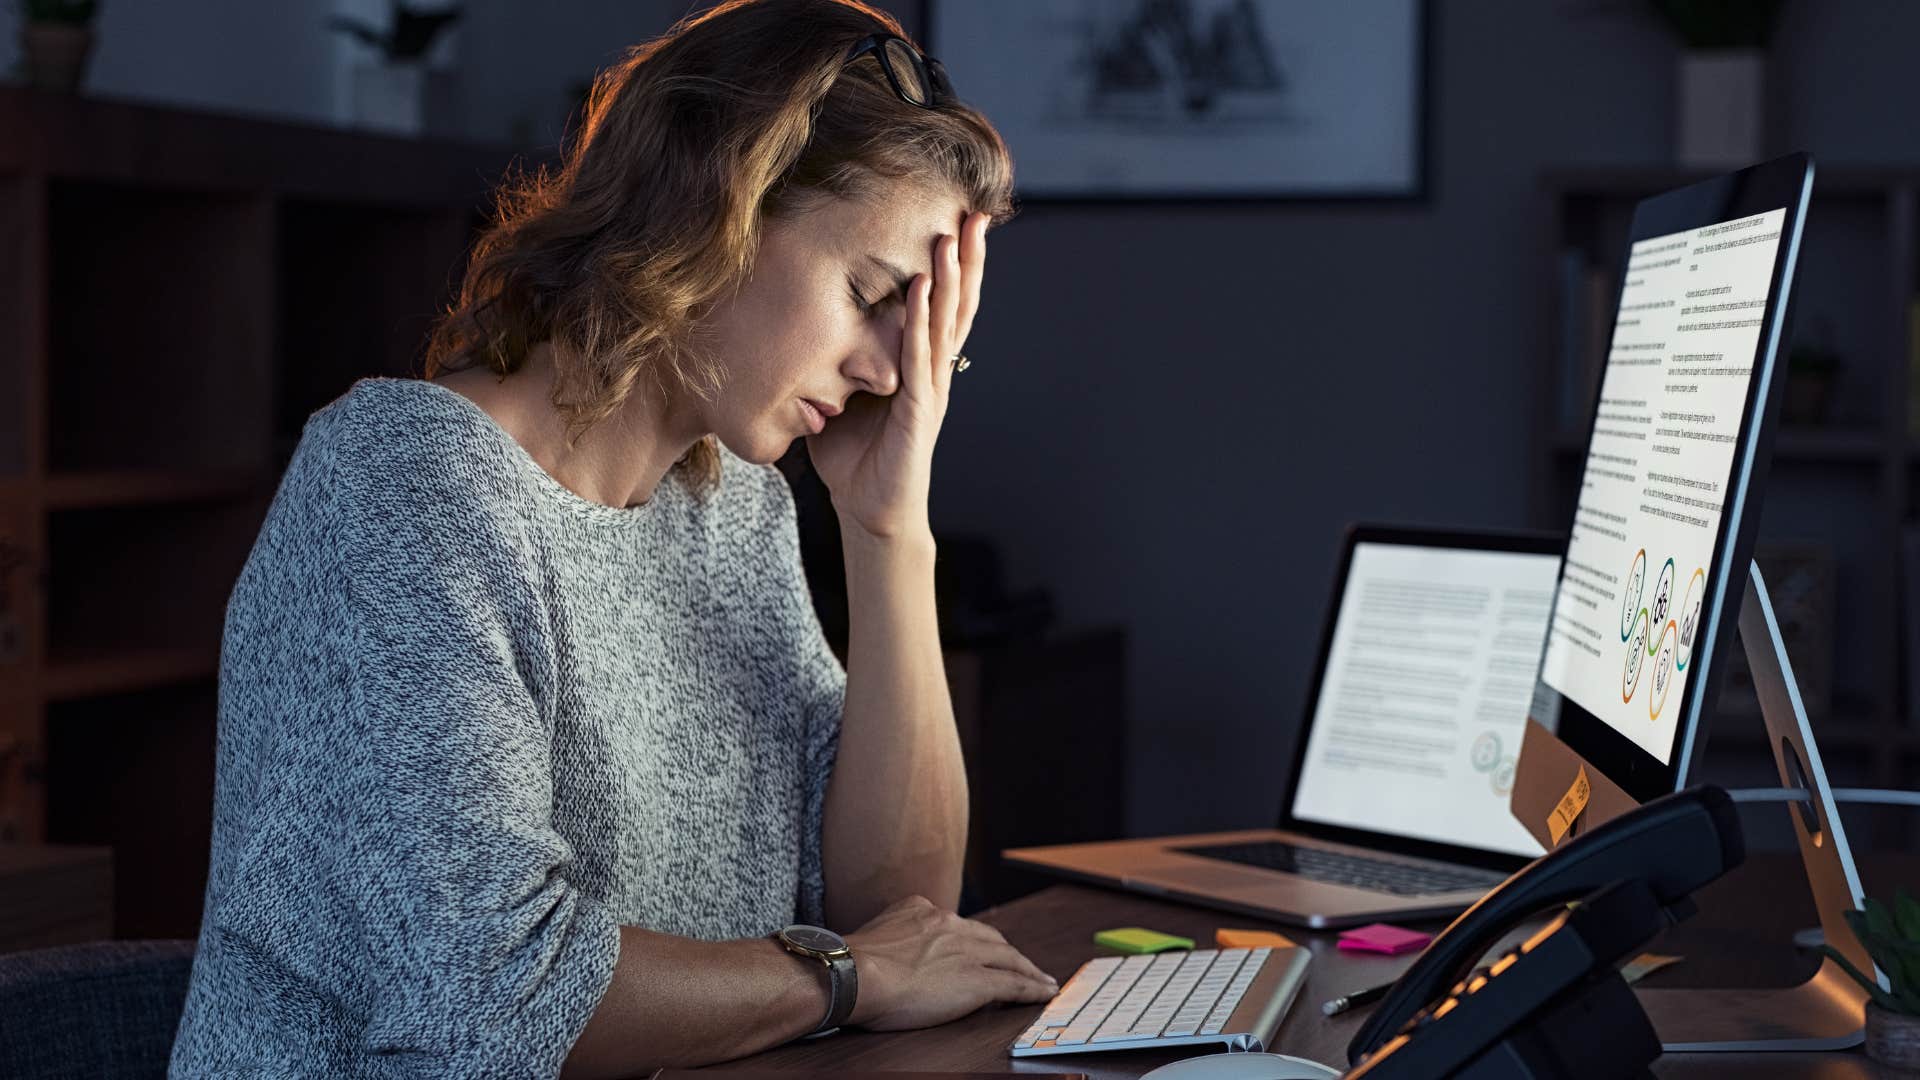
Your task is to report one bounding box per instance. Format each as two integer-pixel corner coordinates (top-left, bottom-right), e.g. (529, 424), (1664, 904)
(925, 0), (1428, 202)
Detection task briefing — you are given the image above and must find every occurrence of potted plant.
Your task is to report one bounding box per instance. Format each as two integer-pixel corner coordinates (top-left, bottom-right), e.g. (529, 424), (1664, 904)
(1645, 0), (1785, 168)
(1820, 890), (1920, 1068)
(18, 0), (98, 93)
(329, 2), (463, 137)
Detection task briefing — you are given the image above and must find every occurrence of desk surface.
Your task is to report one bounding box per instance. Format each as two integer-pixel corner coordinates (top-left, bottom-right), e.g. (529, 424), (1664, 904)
(714, 853), (1918, 1078)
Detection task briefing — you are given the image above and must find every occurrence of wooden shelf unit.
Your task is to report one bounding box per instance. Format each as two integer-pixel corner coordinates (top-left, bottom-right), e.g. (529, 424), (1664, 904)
(1536, 167), (1920, 849)
(0, 87), (528, 938)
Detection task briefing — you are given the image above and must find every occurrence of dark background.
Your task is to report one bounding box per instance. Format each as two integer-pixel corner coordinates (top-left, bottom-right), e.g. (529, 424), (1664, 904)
(6, 0), (1916, 854)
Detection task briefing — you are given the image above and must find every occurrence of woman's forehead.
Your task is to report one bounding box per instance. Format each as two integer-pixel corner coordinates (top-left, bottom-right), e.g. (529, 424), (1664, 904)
(788, 184), (965, 259)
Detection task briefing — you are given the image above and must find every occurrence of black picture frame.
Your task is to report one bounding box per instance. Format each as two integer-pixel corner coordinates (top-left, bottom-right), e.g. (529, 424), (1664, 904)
(922, 0), (1431, 206)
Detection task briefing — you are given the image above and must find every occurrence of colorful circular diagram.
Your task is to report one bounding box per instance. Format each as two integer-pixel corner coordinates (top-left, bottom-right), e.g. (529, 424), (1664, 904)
(1649, 619), (1679, 722)
(1676, 568), (1706, 672)
(1491, 756), (1517, 796)
(1471, 732), (1502, 772)
(1649, 558), (1676, 651)
(1623, 607), (1649, 702)
(1621, 549), (1647, 641)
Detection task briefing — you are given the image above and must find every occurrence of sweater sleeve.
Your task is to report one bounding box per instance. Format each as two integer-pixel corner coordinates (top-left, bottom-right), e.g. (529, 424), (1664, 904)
(203, 437), (621, 1077)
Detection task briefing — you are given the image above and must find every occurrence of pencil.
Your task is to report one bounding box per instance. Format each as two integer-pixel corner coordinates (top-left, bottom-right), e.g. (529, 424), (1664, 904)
(1321, 981), (1393, 1016)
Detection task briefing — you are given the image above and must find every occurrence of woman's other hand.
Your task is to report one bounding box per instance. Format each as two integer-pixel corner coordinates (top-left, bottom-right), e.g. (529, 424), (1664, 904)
(843, 894), (1057, 1031)
(806, 209), (987, 541)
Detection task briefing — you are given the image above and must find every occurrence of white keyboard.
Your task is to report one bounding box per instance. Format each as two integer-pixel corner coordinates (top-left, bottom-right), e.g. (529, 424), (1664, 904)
(1009, 946), (1311, 1057)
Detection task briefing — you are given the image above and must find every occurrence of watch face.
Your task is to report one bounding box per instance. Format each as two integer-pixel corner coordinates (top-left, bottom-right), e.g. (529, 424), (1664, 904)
(781, 925), (846, 954)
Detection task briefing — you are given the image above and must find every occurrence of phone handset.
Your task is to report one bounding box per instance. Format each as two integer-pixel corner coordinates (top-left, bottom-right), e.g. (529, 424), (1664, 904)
(1345, 786), (1745, 1070)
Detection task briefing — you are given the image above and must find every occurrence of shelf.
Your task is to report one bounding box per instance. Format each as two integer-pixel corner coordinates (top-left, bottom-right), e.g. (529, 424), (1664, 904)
(44, 180), (273, 474)
(44, 498), (267, 670)
(1, 91), (517, 851)
(0, 86), (533, 207)
(46, 681), (217, 939)
(45, 470), (269, 510)
(0, 176), (29, 479)
(275, 198), (473, 458)
(43, 645), (217, 702)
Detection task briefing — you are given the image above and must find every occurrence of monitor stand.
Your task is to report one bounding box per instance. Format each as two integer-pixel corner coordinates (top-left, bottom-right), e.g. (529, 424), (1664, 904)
(1636, 559), (1881, 1051)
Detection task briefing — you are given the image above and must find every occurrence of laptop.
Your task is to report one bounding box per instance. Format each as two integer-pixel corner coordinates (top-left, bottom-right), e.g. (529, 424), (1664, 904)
(1005, 525), (1563, 928)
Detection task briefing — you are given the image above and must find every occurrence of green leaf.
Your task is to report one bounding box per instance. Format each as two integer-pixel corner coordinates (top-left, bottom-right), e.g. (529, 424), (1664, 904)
(1866, 938), (1920, 1003)
(1865, 929), (1920, 988)
(1821, 944), (1906, 1013)
(1846, 908), (1868, 936)
(1895, 889), (1920, 943)
(1868, 897), (1898, 943)
(1841, 910), (1907, 994)
(1861, 938), (1902, 983)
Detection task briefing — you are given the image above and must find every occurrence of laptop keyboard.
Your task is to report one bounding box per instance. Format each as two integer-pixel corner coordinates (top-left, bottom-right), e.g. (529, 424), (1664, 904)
(1174, 840), (1503, 897)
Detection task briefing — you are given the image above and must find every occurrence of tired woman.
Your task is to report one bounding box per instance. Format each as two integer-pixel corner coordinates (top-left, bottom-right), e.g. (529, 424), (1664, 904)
(169, 1), (1057, 1075)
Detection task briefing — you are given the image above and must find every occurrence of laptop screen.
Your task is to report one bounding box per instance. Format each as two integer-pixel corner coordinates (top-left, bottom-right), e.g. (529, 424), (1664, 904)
(1288, 541), (1559, 858)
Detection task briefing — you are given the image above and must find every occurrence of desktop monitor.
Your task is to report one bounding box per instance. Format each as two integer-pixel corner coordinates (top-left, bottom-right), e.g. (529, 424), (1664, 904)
(1503, 155), (1889, 1053)
(1511, 153), (1814, 838)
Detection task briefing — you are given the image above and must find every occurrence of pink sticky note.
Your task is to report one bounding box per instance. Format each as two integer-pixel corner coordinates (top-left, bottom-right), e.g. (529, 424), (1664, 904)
(1337, 923), (1432, 956)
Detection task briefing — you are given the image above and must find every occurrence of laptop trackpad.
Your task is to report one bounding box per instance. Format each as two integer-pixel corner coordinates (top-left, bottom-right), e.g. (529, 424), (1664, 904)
(1123, 855), (1279, 893)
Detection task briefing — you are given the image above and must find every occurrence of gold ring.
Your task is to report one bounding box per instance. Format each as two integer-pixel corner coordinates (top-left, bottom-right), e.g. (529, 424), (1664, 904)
(951, 354), (970, 373)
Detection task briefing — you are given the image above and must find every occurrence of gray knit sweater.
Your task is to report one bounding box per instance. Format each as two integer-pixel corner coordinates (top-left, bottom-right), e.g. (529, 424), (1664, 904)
(170, 377), (845, 1077)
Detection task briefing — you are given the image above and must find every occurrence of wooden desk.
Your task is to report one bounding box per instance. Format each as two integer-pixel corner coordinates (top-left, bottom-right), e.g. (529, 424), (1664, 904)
(715, 854), (1917, 1078)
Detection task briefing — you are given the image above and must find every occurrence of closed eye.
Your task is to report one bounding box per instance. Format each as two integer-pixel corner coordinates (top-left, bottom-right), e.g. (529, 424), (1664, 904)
(850, 277), (903, 318)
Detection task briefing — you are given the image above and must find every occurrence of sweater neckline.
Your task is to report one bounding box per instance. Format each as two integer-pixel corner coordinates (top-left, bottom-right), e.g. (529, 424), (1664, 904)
(370, 377), (677, 528)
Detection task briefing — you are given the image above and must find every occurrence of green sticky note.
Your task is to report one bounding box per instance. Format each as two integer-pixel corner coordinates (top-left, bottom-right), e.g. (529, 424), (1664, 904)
(1095, 927), (1195, 954)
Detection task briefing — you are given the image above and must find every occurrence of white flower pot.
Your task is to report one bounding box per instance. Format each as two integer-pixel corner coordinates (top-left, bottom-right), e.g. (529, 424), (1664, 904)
(1676, 49), (1765, 169)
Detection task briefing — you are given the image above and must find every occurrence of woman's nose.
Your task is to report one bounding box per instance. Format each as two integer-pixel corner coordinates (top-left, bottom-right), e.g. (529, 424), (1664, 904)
(847, 336), (902, 397)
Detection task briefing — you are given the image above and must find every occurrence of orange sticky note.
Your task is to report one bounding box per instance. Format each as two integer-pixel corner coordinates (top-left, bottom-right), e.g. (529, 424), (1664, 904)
(1547, 764), (1591, 846)
(1215, 928), (1296, 949)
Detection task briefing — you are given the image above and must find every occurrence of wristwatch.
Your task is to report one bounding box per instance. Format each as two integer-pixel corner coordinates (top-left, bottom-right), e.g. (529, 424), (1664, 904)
(776, 924), (858, 1037)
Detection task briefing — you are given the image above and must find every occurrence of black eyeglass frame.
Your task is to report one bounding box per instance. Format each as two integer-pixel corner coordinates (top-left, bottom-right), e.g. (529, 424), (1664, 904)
(844, 33), (954, 108)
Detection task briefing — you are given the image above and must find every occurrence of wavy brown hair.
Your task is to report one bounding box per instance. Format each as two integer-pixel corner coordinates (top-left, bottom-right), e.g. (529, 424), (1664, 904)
(423, 0), (1016, 492)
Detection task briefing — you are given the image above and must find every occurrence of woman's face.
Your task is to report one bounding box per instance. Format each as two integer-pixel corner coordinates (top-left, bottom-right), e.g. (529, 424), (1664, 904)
(697, 183), (970, 464)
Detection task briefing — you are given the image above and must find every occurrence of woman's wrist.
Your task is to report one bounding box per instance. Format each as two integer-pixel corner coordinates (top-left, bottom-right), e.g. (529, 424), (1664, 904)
(837, 512), (936, 562)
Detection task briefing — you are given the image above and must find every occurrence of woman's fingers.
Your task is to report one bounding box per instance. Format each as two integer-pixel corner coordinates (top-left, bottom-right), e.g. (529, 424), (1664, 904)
(953, 211), (986, 347)
(983, 966), (1060, 1004)
(979, 941), (1057, 988)
(931, 232), (963, 396)
(901, 272), (934, 401)
(951, 918), (1056, 989)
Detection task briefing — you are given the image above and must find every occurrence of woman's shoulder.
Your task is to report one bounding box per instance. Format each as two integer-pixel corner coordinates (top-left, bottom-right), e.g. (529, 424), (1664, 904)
(271, 377), (542, 565)
(310, 374), (511, 458)
(297, 377), (532, 503)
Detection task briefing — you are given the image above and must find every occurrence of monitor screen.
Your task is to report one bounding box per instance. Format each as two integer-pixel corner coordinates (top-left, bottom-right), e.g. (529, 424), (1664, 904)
(1538, 208), (1789, 765)
(1289, 541), (1560, 858)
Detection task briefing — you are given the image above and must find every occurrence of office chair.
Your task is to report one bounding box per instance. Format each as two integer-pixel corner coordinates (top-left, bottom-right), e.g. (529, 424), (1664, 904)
(0, 939), (195, 1079)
